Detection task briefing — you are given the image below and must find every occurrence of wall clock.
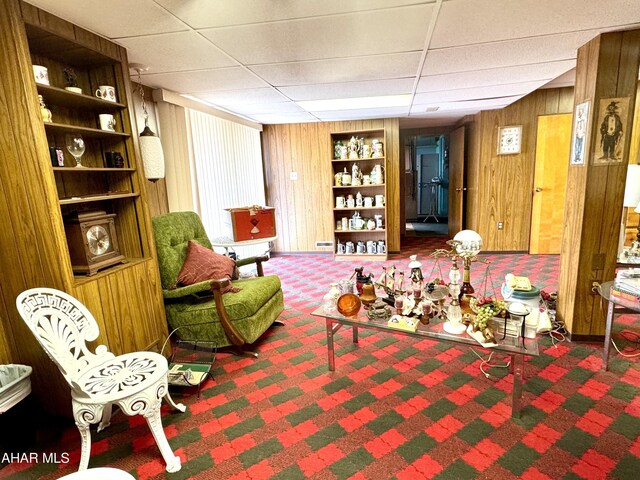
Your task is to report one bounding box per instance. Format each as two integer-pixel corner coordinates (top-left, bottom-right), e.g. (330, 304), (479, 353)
(64, 210), (126, 276)
(497, 125), (523, 155)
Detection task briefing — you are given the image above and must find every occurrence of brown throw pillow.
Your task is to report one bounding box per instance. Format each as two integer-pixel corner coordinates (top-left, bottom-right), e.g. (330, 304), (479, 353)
(177, 241), (240, 293)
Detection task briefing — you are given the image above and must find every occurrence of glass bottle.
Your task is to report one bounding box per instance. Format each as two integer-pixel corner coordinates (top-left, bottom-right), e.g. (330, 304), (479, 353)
(459, 259), (475, 300)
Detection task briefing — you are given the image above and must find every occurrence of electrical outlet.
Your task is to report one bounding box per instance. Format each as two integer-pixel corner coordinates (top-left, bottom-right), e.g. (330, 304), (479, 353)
(497, 222), (504, 230)
(290, 171), (298, 181)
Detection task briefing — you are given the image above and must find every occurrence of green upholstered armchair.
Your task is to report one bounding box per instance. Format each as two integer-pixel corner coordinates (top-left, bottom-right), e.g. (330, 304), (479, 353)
(152, 211), (284, 354)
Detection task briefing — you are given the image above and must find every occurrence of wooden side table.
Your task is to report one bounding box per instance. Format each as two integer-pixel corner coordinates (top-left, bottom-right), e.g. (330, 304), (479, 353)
(596, 281), (640, 370)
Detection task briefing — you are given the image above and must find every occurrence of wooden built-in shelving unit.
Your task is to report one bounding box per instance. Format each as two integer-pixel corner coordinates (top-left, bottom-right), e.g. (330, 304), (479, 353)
(331, 129), (388, 261)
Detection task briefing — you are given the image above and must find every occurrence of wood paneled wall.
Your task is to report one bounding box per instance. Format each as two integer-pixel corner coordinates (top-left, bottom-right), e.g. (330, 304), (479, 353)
(558, 30), (640, 337)
(262, 119), (400, 253)
(131, 82), (169, 217)
(463, 87), (574, 251)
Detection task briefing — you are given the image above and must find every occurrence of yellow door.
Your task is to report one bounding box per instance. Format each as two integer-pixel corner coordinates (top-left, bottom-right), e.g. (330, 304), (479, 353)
(530, 113), (572, 254)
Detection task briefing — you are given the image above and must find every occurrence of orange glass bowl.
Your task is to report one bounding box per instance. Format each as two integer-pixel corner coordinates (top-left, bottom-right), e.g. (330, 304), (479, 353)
(336, 293), (362, 317)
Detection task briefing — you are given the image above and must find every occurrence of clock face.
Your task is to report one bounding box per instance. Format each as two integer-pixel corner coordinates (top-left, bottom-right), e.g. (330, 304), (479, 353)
(86, 225), (111, 256)
(498, 126), (522, 154)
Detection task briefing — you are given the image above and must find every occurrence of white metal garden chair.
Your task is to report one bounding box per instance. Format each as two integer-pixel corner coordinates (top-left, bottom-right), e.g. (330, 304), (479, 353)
(16, 288), (186, 473)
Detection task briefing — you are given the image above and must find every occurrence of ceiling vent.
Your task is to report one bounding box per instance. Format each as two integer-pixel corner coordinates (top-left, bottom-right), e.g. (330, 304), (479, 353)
(425, 106), (440, 112)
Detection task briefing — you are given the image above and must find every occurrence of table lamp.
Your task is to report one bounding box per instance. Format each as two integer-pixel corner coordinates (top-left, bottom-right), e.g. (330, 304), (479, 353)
(622, 165), (640, 260)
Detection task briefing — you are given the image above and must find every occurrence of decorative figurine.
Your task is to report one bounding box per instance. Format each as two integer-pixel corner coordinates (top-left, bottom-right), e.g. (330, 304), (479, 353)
(348, 136), (359, 159)
(39, 95), (52, 123)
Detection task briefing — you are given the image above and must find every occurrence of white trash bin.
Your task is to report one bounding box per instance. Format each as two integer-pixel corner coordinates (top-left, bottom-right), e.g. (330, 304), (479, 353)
(0, 364), (33, 414)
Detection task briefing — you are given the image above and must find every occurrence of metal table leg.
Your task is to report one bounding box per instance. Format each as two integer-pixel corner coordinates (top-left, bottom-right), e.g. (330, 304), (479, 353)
(326, 319), (343, 372)
(511, 354), (523, 418)
(353, 325), (359, 343)
(603, 300), (615, 371)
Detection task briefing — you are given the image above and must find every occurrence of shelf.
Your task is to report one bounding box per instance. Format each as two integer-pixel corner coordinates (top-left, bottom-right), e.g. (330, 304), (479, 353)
(59, 192), (139, 205)
(44, 122), (130, 138)
(335, 253), (388, 262)
(53, 167), (135, 172)
(334, 207), (384, 211)
(25, 24), (118, 67)
(335, 229), (386, 233)
(37, 84), (126, 110)
(73, 257), (148, 285)
(332, 157), (385, 162)
(333, 184), (385, 189)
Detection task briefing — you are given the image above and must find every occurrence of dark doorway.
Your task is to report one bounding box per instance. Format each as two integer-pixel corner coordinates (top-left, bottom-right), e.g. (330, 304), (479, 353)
(404, 134), (449, 236)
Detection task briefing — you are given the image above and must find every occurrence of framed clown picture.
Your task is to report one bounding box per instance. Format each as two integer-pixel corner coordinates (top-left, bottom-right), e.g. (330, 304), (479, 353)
(593, 97), (630, 166)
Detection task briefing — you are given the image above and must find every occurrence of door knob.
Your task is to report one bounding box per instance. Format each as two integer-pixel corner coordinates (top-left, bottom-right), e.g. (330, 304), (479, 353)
(535, 187), (543, 192)
(455, 187), (462, 192)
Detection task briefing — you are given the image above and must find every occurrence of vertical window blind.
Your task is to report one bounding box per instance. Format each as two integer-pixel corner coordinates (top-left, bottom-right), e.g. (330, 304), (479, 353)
(188, 109), (267, 258)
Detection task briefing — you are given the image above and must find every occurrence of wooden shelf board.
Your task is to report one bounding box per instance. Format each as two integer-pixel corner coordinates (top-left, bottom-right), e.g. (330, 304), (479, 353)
(44, 122), (130, 138)
(335, 253), (388, 261)
(334, 229), (386, 233)
(53, 167), (134, 172)
(333, 207), (385, 211)
(37, 84), (126, 110)
(333, 184), (385, 189)
(332, 157), (385, 162)
(59, 192), (139, 205)
(73, 257), (149, 285)
(25, 23), (118, 66)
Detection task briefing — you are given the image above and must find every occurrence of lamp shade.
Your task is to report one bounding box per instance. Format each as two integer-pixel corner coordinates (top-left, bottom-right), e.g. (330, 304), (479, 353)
(623, 164), (640, 207)
(453, 229), (482, 257)
(139, 126), (165, 181)
(636, 201), (640, 214)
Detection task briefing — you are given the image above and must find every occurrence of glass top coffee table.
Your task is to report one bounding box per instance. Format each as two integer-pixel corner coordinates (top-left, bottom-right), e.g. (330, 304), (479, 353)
(312, 304), (539, 418)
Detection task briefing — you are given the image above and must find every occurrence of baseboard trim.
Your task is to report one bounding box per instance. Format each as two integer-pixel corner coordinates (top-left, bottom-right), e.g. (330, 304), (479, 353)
(567, 332), (605, 343)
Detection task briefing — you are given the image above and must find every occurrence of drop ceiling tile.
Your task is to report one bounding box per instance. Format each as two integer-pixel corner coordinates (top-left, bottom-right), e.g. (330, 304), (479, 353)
(26, 0), (187, 37)
(195, 88), (290, 106)
(157, 0), (433, 29)
(431, 0), (640, 48)
(117, 32), (235, 73)
(251, 52), (422, 86)
(413, 80), (548, 104)
(200, 5), (433, 64)
(279, 78), (415, 101)
(423, 33), (588, 76)
(409, 96), (523, 115)
(541, 68), (576, 89)
(227, 102), (306, 115)
(139, 68), (267, 93)
(312, 107), (409, 121)
(248, 112), (320, 124)
(418, 60), (576, 91)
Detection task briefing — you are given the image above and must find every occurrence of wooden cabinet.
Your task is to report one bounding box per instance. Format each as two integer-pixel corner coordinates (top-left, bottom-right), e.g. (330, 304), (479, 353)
(0, 0), (168, 415)
(331, 130), (388, 260)
(27, 22), (149, 271)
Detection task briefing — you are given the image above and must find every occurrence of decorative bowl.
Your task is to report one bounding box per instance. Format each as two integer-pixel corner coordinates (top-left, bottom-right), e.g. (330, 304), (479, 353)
(337, 293), (362, 317)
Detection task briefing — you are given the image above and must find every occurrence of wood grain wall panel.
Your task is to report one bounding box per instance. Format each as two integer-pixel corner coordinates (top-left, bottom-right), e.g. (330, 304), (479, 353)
(558, 30), (640, 337)
(262, 118), (399, 253)
(470, 87), (574, 251)
(0, 0), (75, 414)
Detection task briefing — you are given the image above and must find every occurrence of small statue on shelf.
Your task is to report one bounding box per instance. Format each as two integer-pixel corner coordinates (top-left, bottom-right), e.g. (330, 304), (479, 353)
(352, 163), (362, 185)
(348, 136), (360, 159)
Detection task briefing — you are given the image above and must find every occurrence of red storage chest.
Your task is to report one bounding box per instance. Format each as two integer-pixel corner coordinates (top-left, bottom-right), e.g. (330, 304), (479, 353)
(226, 206), (276, 241)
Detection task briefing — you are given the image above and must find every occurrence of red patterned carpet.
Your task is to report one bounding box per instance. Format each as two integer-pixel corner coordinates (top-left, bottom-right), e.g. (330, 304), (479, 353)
(2, 236), (639, 480)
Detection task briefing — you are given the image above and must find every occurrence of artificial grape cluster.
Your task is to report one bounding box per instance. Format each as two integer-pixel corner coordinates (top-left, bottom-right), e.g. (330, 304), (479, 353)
(474, 305), (494, 330)
(425, 278), (446, 294)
